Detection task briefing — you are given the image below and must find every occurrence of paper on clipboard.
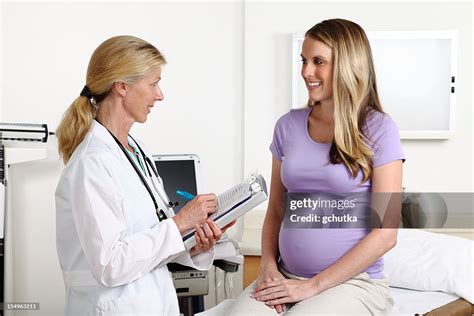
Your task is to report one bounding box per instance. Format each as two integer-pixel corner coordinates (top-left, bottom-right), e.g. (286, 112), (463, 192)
(182, 173), (268, 249)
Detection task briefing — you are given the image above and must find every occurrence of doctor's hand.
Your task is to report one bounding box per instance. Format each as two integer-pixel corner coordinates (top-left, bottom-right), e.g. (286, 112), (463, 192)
(172, 193), (217, 234)
(190, 219), (237, 256)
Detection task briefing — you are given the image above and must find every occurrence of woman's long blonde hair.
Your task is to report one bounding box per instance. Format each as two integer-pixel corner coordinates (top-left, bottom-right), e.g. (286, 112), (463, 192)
(56, 35), (166, 164)
(305, 19), (383, 182)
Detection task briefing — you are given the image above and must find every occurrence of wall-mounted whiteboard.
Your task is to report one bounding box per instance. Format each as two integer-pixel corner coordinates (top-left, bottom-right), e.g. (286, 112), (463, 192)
(292, 31), (458, 139)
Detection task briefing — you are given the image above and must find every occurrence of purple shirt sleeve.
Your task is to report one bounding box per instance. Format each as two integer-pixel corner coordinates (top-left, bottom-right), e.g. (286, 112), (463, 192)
(366, 112), (406, 168)
(269, 113), (289, 160)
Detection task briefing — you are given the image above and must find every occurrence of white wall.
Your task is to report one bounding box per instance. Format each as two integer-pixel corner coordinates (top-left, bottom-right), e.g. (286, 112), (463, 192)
(0, 1), (472, 315)
(2, 1), (244, 192)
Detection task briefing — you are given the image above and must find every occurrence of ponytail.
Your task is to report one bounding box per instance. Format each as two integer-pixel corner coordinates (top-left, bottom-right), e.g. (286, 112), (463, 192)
(57, 97), (97, 164)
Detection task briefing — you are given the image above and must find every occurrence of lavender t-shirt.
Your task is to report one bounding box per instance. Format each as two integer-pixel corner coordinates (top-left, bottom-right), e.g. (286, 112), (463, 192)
(269, 107), (405, 279)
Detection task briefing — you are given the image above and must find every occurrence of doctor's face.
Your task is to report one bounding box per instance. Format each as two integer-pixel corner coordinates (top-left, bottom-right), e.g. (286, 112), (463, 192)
(123, 67), (164, 123)
(301, 37), (334, 106)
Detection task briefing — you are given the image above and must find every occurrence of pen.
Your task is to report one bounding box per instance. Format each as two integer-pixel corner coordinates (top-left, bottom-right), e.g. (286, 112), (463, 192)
(176, 190), (195, 200)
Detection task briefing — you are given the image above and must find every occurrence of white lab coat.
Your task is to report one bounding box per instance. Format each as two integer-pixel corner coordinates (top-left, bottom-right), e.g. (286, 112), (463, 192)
(55, 121), (213, 315)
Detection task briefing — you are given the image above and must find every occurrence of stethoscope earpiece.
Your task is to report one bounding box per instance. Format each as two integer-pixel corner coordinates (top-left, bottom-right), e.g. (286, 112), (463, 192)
(168, 201), (179, 208)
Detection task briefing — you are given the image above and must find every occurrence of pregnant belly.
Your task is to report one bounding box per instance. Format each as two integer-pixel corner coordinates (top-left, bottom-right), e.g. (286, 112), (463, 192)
(278, 228), (369, 278)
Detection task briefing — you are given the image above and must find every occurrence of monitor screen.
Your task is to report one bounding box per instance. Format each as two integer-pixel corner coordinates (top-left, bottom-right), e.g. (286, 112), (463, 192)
(154, 159), (197, 214)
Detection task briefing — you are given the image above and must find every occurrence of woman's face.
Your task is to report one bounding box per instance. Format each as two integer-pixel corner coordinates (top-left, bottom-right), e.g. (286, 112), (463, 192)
(300, 37), (334, 105)
(123, 67), (164, 123)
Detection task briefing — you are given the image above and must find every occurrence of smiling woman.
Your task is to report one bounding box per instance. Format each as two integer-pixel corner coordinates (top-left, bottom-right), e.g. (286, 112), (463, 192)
(300, 38), (334, 107)
(230, 19), (404, 316)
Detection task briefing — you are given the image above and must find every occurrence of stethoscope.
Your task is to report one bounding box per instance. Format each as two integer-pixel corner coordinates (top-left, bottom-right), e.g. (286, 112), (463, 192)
(96, 121), (178, 221)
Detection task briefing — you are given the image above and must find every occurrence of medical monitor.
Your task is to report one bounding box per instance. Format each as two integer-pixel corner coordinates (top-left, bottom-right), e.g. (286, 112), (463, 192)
(152, 154), (201, 214)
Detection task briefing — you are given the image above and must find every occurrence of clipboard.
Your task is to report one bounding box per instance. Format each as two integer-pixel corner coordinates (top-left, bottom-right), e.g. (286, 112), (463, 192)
(182, 173), (268, 249)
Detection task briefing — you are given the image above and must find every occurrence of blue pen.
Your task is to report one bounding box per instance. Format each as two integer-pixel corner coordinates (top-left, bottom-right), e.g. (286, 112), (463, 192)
(176, 190), (195, 200)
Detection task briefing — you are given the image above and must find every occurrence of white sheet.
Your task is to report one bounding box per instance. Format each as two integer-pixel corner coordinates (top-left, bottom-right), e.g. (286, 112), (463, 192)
(197, 287), (461, 316)
(390, 287), (460, 315)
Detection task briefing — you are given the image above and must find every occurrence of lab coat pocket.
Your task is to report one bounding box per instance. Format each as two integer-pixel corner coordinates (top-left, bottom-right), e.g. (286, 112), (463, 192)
(95, 294), (161, 315)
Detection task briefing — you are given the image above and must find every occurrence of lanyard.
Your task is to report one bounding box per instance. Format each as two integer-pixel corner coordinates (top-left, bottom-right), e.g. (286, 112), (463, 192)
(97, 121), (175, 221)
(126, 143), (148, 176)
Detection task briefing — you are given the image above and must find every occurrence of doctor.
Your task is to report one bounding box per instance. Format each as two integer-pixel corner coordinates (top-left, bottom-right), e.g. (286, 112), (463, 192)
(55, 35), (229, 315)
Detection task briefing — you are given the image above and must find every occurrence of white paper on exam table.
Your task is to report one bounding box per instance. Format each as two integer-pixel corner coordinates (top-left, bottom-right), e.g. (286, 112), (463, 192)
(196, 288), (462, 316)
(389, 287), (460, 315)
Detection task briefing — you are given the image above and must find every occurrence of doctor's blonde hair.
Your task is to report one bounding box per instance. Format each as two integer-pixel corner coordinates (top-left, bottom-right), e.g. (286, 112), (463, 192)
(57, 35), (166, 164)
(305, 19), (383, 182)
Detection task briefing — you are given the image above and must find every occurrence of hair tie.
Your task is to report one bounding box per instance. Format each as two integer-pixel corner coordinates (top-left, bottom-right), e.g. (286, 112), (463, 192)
(80, 85), (93, 99)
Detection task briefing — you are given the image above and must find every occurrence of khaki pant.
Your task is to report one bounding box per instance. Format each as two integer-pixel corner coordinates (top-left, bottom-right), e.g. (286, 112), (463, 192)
(229, 271), (393, 315)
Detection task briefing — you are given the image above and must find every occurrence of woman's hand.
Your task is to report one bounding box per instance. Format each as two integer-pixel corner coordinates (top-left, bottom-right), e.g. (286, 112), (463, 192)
(252, 278), (320, 307)
(252, 267), (287, 313)
(172, 194), (217, 233)
(190, 219), (237, 256)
